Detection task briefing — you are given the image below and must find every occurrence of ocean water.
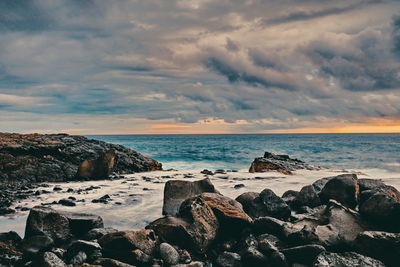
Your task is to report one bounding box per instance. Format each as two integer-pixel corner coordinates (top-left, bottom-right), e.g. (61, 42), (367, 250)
(89, 133), (400, 173)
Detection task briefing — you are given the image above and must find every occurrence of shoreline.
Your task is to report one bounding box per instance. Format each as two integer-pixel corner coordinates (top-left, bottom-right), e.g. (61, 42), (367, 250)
(2, 168), (400, 238)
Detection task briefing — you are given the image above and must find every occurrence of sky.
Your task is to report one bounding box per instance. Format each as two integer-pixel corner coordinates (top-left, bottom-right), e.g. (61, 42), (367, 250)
(0, 0), (400, 134)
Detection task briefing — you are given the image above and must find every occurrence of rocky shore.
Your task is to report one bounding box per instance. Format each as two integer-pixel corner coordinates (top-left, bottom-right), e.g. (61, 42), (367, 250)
(1, 173), (399, 267)
(0, 133), (162, 215)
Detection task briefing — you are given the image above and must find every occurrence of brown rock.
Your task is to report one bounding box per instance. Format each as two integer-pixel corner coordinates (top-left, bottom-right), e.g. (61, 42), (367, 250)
(75, 149), (118, 180)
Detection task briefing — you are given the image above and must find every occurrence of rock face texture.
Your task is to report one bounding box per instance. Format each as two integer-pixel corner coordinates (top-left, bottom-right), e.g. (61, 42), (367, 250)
(249, 151), (319, 174)
(0, 132), (162, 184)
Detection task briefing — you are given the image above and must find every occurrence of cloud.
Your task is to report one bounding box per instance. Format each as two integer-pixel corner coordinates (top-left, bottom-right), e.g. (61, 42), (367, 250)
(0, 0), (399, 133)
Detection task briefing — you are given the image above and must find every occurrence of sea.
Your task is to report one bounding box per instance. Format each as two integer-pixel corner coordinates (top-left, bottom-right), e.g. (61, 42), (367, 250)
(1, 133), (400, 236)
(89, 133), (400, 173)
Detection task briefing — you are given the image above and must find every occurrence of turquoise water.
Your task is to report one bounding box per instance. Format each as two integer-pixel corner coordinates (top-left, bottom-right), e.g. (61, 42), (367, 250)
(88, 134), (400, 172)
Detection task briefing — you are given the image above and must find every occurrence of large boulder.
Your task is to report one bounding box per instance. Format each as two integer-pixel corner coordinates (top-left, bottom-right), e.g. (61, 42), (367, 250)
(249, 151), (319, 174)
(238, 189), (291, 220)
(25, 206), (104, 243)
(0, 132), (162, 184)
(281, 244), (325, 266)
(293, 185), (321, 209)
(75, 149), (118, 180)
(359, 185), (400, 231)
(313, 251), (385, 267)
(162, 178), (219, 216)
(98, 229), (158, 264)
(149, 195), (219, 253)
(319, 174), (359, 208)
(355, 231), (400, 267)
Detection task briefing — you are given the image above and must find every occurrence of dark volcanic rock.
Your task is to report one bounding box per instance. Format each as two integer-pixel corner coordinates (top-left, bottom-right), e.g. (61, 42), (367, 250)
(355, 231), (400, 267)
(241, 189), (291, 220)
(319, 174), (359, 208)
(162, 178), (219, 216)
(0, 132), (162, 184)
(293, 185), (321, 209)
(281, 244), (325, 265)
(25, 206), (104, 243)
(0, 231), (23, 266)
(249, 151), (319, 174)
(359, 185), (400, 231)
(75, 149), (118, 180)
(313, 251), (385, 267)
(42, 251), (66, 267)
(358, 178), (386, 192)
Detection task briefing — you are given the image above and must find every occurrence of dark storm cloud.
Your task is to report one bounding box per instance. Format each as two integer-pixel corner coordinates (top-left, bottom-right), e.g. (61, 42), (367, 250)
(0, 0), (400, 132)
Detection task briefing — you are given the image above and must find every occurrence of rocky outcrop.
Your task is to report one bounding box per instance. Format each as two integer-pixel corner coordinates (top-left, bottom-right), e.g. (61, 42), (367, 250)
(249, 151), (319, 174)
(313, 251), (385, 267)
(162, 178), (219, 216)
(0, 132), (162, 184)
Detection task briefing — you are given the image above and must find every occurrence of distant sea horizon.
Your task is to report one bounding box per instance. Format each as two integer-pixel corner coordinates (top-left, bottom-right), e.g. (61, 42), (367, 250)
(87, 133), (400, 175)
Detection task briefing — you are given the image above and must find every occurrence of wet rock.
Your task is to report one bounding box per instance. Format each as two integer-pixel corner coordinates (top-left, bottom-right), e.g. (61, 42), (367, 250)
(359, 185), (400, 231)
(234, 184), (245, 189)
(249, 151), (318, 174)
(69, 251), (87, 265)
(22, 235), (54, 255)
(92, 194), (111, 204)
(358, 178), (385, 192)
(53, 185), (63, 191)
(293, 185), (321, 209)
(85, 227), (118, 241)
(319, 174), (359, 208)
(244, 189), (291, 220)
(159, 242), (180, 265)
(0, 207), (15, 215)
(355, 231), (400, 267)
(253, 216), (286, 237)
(201, 169), (214, 175)
(269, 251), (288, 267)
(281, 190), (299, 207)
(216, 251), (241, 267)
(68, 240), (101, 255)
(42, 251), (66, 267)
(313, 251), (385, 267)
(199, 193), (252, 234)
(235, 192), (258, 213)
(149, 196), (219, 253)
(75, 149), (118, 180)
(99, 229), (158, 258)
(162, 178), (219, 216)
(257, 233), (286, 250)
(241, 246), (268, 267)
(94, 258), (135, 267)
(281, 244), (325, 265)
(25, 206), (103, 242)
(58, 198), (76, 206)
(0, 231), (23, 266)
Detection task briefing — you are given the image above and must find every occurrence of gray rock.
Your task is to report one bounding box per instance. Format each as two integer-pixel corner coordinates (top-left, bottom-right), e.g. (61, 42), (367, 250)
(319, 174), (359, 208)
(216, 252), (241, 267)
(294, 185), (321, 209)
(313, 251), (385, 267)
(58, 198), (76, 206)
(94, 258), (136, 267)
(358, 178), (386, 192)
(257, 189), (291, 220)
(159, 243), (180, 265)
(42, 251), (66, 267)
(241, 246), (268, 267)
(22, 235), (54, 255)
(69, 251), (87, 265)
(281, 244), (325, 265)
(85, 227), (118, 240)
(355, 231), (400, 267)
(162, 178), (219, 216)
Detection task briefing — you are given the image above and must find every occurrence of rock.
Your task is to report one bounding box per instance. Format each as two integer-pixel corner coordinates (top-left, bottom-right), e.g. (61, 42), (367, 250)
(22, 235), (54, 255)
(0, 231), (23, 266)
(69, 251), (87, 265)
(293, 185), (321, 209)
(359, 185), (400, 231)
(75, 149), (118, 180)
(94, 258), (136, 267)
(25, 206), (104, 243)
(131, 249), (152, 264)
(159, 243), (180, 265)
(149, 195), (219, 253)
(216, 251), (241, 267)
(201, 169), (214, 175)
(281, 244), (325, 265)
(58, 198), (76, 206)
(198, 193), (252, 233)
(162, 178), (219, 216)
(235, 192), (259, 212)
(249, 151), (318, 174)
(252, 216), (287, 237)
(234, 184), (245, 189)
(319, 174), (359, 208)
(53, 185), (63, 191)
(355, 231), (400, 267)
(269, 251), (288, 267)
(85, 227), (118, 241)
(257, 233), (286, 251)
(241, 246), (268, 267)
(42, 251), (66, 267)
(281, 190), (299, 207)
(99, 230), (158, 257)
(0, 133), (162, 196)
(68, 240), (101, 255)
(313, 251), (385, 267)
(358, 179), (385, 192)
(243, 189), (291, 220)
(312, 177), (334, 194)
